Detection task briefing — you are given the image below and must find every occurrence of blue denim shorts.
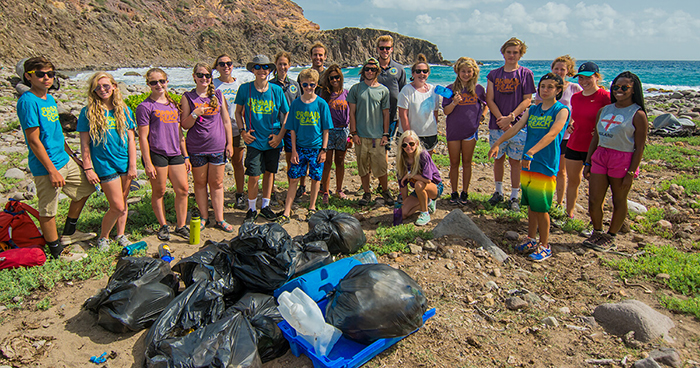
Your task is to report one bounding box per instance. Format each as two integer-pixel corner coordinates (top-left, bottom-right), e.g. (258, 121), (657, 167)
(409, 181), (444, 199)
(99, 172), (126, 183)
(190, 152), (226, 168)
(288, 147), (324, 181)
(489, 128), (526, 160)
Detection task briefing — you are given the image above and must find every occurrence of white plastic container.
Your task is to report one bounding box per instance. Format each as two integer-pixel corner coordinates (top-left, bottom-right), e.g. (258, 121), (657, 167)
(277, 288), (342, 356)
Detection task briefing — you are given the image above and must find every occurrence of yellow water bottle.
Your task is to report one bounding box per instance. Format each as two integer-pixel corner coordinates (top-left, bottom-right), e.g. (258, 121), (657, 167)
(189, 209), (200, 245)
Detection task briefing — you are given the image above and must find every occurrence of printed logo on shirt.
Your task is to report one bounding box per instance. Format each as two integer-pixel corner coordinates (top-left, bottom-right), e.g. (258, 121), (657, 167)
(40, 106), (59, 123)
(329, 98), (348, 111)
(527, 114), (553, 129)
(219, 88), (237, 97)
(459, 93), (479, 106)
(106, 114), (117, 129)
(599, 113), (624, 131)
(248, 98), (274, 115)
(154, 109), (179, 124)
(296, 110), (320, 126)
(193, 102), (220, 116)
(494, 77), (521, 94)
(289, 85), (298, 94)
(389, 67), (398, 75)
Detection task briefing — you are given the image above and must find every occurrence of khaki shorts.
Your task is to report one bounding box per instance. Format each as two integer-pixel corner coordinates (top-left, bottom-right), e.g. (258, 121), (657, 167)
(355, 137), (387, 178)
(232, 134), (246, 149)
(35, 159), (96, 217)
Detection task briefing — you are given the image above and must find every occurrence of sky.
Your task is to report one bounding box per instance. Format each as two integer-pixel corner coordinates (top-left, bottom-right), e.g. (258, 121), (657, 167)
(291, 0), (700, 61)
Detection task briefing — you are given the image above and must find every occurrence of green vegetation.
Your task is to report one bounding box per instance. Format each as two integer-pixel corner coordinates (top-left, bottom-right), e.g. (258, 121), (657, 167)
(363, 224), (433, 255)
(607, 244), (700, 318)
(562, 218), (589, 234)
(0, 120), (20, 133)
(432, 154), (450, 168)
(631, 207), (673, 238)
(469, 192), (528, 222)
(643, 141), (700, 171)
(659, 175), (700, 195)
(318, 196), (363, 214)
(124, 91), (182, 113)
(36, 297), (51, 311)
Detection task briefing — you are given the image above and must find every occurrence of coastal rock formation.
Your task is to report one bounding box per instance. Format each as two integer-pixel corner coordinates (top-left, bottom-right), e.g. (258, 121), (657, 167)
(0, 0), (443, 69)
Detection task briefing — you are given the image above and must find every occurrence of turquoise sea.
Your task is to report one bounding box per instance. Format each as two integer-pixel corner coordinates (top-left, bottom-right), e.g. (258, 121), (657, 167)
(74, 60), (700, 93)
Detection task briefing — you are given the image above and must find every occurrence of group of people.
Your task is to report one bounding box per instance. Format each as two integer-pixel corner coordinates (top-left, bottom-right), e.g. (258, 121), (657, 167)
(16, 35), (647, 263)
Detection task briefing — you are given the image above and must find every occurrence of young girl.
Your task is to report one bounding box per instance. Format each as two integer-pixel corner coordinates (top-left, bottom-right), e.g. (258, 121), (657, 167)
(397, 54), (440, 154)
(319, 65), (351, 204)
(395, 130), (443, 226)
(442, 57), (486, 206)
(181, 63), (234, 232)
(488, 73), (570, 261)
(78, 72), (137, 251)
(213, 54), (246, 210)
(136, 68), (190, 241)
(583, 71), (648, 251)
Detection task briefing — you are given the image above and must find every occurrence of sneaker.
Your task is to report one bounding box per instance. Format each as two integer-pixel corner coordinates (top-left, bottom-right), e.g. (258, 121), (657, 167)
(358, 192), (372, 206)
(174, 226), (190, 239)
(48, 243), (66, 259)
(382, 190), (395, 206)
(157, 225), (170, 241)
(396, 193), (403, 204)
(428, 199), (436, 214)
(515, 237), (538, 253)
(276, 214), (290, 225)
(260, 206), (277, 220)
(96, 237), (111, 252)
(509, 197), (520, 212)
(590, 232), (617, 252)
(528, 246), (552, 262)
(582, 231), (604, 249)
(244, 209), (258, 223)
(449, 192), (460, 205)
(322, 192), (329, 205)
(235, 193), (246, 210)
(294, 185), (306, 203)
(59, 230), (97, 246)
(459, 191), (469, 206)
(415, 212), (431, 226)
(115, 235), (131, 248)
(488, 192), (504, 206)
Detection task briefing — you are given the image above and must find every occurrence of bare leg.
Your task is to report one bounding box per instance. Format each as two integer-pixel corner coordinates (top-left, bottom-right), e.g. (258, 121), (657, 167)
(116, 175), (132, 236)
(461, 139), (477, 193)
(309, 180), (321, 211)
(508, 157), (522, 195)
(535, 211), (550, 246)
(232, 147), (245, 195)
(192, 164), (210, 221)
(608, 176), (631, 234)
(39, 216), (58, 243)
(262, 172), (275, 201)
(247, 175), (260, 204)
(556, 154), (567, 205)
(588, 173), (609, 231)
(168, 164), (190, 228)
(334, 150), (346, 193)
(447, 140), (462, 192)
(321, 150), (334, 194)
(566, 160), (584, 218)
(208, 163), (226, 223)
(528, 207), (538, 239)
(150, 166), (170, 226)
(283, 178), (299, 217)
(99, 177), (127, 239)
(360, 174), (371, 194)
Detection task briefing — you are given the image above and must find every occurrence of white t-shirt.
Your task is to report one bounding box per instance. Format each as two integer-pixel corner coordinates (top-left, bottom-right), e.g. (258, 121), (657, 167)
(397, 83), (439, 137)
(214, 78), (242, 136)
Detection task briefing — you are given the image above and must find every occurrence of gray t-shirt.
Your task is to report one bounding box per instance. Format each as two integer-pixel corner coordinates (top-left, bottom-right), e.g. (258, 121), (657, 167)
(376, 59), (406, 123)
(347, 82), (390, 139)
(596, 103), (641, 153)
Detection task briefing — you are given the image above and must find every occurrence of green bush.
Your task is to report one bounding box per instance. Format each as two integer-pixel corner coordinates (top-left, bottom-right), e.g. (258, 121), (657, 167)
(124, 92), (181, 113)
(363, 224), (433, 255)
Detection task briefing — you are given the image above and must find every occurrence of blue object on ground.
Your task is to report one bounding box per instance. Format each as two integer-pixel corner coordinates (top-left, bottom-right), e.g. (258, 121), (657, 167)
(90, 352), (107, 364)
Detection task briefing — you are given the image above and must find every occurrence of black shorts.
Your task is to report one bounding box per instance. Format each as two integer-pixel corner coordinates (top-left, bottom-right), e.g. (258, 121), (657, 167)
(564, 147), (588, 162)
(560, 139), (568, 156)
(419, 135), (439, 151)
(145, 151), (185, 167)
(245, 147), (280, 176)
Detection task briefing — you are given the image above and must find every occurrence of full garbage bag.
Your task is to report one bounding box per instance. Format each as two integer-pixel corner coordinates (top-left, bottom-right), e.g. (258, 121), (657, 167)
(325, 264), (428, 344)
(172, 241), (244, 303)
(306, 209), (366, 254)
(84, 257), (178, 333)
(230, 293), (289, 363)
(291, 237), (332, 278)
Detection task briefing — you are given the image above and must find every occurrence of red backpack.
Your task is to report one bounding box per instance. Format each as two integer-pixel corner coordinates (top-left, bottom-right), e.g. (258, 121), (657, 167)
(0, 200), (47, 270)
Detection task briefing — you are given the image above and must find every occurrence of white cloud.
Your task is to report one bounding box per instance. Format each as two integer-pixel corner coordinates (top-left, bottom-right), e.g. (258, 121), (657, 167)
(359, 15), (399, 33)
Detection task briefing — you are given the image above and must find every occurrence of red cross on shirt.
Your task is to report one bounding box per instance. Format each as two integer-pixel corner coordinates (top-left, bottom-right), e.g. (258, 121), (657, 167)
(601, 115), (622, 131)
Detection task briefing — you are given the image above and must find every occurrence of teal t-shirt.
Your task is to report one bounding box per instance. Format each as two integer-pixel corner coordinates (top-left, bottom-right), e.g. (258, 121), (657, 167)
(234, 81), (289, 151)
(347, 82), (390, 139)
(17, 92), (70, 176)
(77, 106), (136, 178)
(287, 97), (333, 149)
(523, 101), (570, 177)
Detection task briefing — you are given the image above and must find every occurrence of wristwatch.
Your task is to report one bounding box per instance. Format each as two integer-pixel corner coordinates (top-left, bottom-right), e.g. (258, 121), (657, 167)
(191, 112), (199, 119)
(321, 147), (328, 152)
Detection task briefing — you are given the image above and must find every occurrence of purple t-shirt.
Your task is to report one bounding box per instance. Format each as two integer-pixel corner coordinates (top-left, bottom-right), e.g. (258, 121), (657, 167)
(327, 89), (350, 129)
(486, 66), (536, 130)
(400, 150), (442, 188)
(183, 89), (226, 155)
(442, 84), (486, 141)
(135, 98), (182, 157)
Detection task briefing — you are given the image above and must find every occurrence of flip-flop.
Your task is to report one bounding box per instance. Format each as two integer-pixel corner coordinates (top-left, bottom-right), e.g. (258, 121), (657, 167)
(215, 220), (234, 233)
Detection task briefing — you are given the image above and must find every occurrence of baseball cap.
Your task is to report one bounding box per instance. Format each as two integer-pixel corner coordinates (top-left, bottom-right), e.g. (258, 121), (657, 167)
(574, 62), (599, 77)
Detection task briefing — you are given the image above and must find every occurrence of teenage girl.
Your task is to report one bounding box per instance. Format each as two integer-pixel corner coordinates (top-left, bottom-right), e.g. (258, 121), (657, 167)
(78, 72), (137, 251)
(442, 57), (486, 206)
(319, 64), (351, 203)
(181, 63), (234, 232)
(397, 54), (440, 154)
(135, 68), (190, 241)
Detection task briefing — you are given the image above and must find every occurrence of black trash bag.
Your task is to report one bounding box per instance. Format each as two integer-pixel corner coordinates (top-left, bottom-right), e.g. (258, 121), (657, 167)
(230, 222), (297, 292)
(172, 241), (244, 303)
(306, 209), (366, 254)
(325, 264), (428, 344)
(291, 237), (332, 278)
(230, 293), (289, 363)
(83, 257), (179, 333)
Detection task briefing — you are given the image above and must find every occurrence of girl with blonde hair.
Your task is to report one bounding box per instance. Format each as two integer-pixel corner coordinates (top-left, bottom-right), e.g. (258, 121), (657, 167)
(395, 130), (442, 226)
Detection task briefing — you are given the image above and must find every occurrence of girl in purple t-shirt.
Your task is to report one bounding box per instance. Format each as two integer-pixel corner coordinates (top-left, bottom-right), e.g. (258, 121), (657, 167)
(181, 63), (234, 233)
(135, 68), (190, 241)
(442, 57), (486, 206)
(319, 65), (351, 203)
(395, 130), (442, 226)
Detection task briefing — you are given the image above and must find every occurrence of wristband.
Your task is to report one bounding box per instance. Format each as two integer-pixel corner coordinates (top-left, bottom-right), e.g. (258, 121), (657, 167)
(583, 162), (592, 167)
(184, 156), (190, 159)
(321, 147), (328, 152)
(84, 167), (93, 171)
(383, 133), (390, 137)
(523, 153), (534, 161)
(627, 170), (635, 176)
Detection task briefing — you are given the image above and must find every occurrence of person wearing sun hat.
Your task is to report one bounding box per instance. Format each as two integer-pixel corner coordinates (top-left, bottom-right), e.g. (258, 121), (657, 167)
(234, 54), (289, 223)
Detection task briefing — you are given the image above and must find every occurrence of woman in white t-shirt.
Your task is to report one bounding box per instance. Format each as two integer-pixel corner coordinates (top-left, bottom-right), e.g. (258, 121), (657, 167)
(397, 54), (440, 154)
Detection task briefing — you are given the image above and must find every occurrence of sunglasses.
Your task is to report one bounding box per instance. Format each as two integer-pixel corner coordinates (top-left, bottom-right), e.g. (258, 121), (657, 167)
(94, 84), (112, 92)
(253, 64), (271, 70)
(611, 84), (632, 92)
(148, 79), (167, 86)
(195, 73), (212, 79)
(217, 61), (233, 67)
(378, 46), (392, 51)
(402, 141), (416, 148)
(329, 75), (341, 81)
(414, 69), (429, 74)
(363, 66), (379, 73)
(301, 82), (316, 88)
(27, 70), (55, 78)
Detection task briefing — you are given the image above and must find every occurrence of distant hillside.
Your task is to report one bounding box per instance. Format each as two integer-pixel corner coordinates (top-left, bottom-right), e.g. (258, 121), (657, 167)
(0, 0), (444, 69)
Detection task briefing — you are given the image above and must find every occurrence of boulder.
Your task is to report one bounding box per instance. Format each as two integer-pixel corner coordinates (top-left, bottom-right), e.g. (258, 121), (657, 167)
(627, 200), (648, 215)
(593, 299), (674, 342)
(634, 358), (663, 368)
(432, 209), (508, 262)
(649, 347), (681, 368)
(4, 167), (25, 179)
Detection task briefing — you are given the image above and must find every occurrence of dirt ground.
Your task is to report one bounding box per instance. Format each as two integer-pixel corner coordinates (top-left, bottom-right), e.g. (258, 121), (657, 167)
(1, 121), (699, 368)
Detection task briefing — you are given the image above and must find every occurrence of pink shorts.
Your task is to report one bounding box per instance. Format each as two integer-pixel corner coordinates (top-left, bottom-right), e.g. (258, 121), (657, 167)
(590, 147), (639, 178)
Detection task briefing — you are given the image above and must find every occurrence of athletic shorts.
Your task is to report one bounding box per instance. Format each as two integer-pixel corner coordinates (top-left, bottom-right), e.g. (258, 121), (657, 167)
(288, 147), (323, 181)
(590, 147), (639, 179)
(419, 135), (439, 151)
(245, 146), (280, 176)
(232, 134), (245, 149)
(99, 172), (126, 183)
(35, 159), (96, 217)
(489, 129), (526, 160)
(328, 128), (349, 151)
(147, 151), (185, 167)
(283, 131), (293, 153)
(520, 169), (556, 213)
(190, 152), (226, 168)
(560, 139), (568, 156)
(564, 147), (588, 162)
(355, 137), (388, 178)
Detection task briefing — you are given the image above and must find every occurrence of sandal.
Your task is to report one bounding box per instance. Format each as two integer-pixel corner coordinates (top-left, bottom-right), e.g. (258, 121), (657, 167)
(308, 209), (317, 217)
(337, 190), (347, 200)
(200, 218), (211, 231)
(215, 220), (234, 233)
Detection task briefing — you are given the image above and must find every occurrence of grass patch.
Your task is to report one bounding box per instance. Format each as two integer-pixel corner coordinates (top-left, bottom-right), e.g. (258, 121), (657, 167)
(473, 139), (491, 164)
(0, 120), (20, 133)
(659, 175), (700, 195)
(631, 207), (672, 238)
(432, 153), (450, 168)
(36, 296), (51, 311)
(363, 224), (433, 255)
(606, 244), (700, 318)
(317, 195), (362, 214)
(470, 192), (528, 222)
(643, 142), (700, 171)
(562, 218), (588, 234)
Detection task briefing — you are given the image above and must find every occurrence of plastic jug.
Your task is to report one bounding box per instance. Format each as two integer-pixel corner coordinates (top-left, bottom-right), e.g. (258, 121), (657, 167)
(277, 288), (342, 356)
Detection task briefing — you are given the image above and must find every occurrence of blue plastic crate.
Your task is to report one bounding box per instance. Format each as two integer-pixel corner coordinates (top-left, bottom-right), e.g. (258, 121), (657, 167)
(274, 255), (436, 368)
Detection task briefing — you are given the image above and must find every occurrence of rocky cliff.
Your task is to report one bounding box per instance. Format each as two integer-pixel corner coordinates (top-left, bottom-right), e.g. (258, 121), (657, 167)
(0, 0), (443, 70)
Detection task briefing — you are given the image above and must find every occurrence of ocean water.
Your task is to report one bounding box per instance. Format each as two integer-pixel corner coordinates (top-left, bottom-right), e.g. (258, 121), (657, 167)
(73, 60), (700, 93)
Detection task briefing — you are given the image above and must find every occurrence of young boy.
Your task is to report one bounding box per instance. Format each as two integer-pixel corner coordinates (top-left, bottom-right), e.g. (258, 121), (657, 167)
(486, 37), (536, 211)
(17, 57), (96, 258)
(234, 55), (289, 222)
(276, 69), (332, 224)
(488, 73), (570, 261)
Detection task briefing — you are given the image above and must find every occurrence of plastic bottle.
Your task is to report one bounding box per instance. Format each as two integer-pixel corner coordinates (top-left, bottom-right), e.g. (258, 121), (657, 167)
(393, 201), (403, 226)
(189, 209), (200, 245)
(434, 85), (454, 99)
(158, 243), (174, 263)
(120, 240), (147, 257)
(350, 251), (378, 265)
(277, 288), (342, 356)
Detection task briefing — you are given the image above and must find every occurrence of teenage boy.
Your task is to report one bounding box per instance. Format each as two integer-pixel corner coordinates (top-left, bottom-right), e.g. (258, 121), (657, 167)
(17, 57), (96, 258)
(375, 35), (406, 150)
(348, 58), (394, 206)
(486, 37), (536, 211)
(234, 55), (289, 222)
(276, 69), (332, 224)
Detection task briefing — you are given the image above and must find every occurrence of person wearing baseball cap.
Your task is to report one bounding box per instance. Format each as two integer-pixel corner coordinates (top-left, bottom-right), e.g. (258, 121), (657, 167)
(573, 61), (599, 77)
